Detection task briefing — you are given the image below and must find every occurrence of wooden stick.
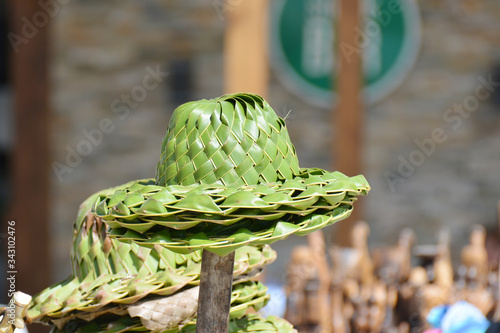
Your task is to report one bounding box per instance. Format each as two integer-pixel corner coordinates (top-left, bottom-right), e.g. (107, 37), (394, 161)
(196, 250), (235, 333)
(333, 0), (363, 246)
(202, 4), (268, 330)
(223, 0), (269, 97)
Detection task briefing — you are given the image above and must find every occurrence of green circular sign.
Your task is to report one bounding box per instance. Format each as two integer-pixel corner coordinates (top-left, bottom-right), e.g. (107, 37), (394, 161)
(270, 0), (421, 108)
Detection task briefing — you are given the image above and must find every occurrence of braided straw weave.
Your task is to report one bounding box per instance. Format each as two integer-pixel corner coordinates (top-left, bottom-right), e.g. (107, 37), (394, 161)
(95, 170), (367, 256)
(48, 313), (297, 333)
(21, 93), (368, 333)
(155, 93), (300, 187)
(94, 93), (369, 255)
(127, 286), (200, 331)
(27, 189), (275, 331)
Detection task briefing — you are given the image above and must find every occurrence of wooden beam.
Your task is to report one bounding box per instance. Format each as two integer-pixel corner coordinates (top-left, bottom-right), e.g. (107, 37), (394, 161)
(223, 0), (269, 97)
(7, 1), (51, 330)
(334, 0), (363, 246)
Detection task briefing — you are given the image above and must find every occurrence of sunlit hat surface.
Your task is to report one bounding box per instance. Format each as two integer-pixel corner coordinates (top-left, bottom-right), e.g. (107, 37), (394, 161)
(26, 93), (369, 333)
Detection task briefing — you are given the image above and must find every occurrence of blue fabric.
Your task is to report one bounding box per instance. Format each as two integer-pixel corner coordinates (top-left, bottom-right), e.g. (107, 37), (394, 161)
(427, 304), (449, 328)
(427, 301), (489, 333)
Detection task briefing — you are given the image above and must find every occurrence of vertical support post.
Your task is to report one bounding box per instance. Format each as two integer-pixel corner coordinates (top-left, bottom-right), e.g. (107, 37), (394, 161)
(333, 0), (363, 246)
(223, 0), (269, 97)
(198, 2), (270, 331)
(196, 251), (235, 333)
(497, 201), (500, 238)
(7, 0), (51, 304)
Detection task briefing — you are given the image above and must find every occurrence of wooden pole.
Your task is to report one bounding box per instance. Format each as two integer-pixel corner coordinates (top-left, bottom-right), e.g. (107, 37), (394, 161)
(223, 0), (269, 97)
(497, 201), (500, 237)
(6, 2), (51, 333)
(196, 2), (270, 332)
(333, 0), (363, 246)
(7, 0), (51, 300)
(197, 1), (269, 331)
(196, 251), (235, 333)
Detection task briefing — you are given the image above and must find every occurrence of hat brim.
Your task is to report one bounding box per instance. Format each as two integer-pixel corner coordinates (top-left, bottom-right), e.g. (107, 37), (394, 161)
(94, 168), (370, 256)
(30, 280), (271, 331)
(45, 311), (297, 333)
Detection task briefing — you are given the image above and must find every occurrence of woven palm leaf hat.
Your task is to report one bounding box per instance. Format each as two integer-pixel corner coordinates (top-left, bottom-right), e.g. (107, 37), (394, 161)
(27, 187), (279, 333)
(24, 92), (369, 333)
(95, 92), (370, 255)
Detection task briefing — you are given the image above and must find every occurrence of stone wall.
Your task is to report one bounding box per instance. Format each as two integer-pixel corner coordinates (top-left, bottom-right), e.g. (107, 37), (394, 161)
(49, 0), (500, 282)
(364, 0), (500, 256)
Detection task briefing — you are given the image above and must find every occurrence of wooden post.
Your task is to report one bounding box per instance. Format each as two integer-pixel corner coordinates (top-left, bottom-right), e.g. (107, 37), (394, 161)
(333, 0), (363, 246)
(497, 201), (500, 237)
(7, 0), (51, 306)
(196, 251), (235, 333)
(197, 2), (269, 332)
(223, 0), (269, 97)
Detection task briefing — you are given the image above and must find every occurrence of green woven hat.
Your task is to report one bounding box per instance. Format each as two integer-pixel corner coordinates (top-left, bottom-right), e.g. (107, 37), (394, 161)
(93, 93), (370, 256)
(19, 92), (368, 333)
(27, 185), (278, 331)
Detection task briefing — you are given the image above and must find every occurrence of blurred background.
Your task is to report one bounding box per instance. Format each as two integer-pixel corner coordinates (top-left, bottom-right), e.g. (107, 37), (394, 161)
(1, 0), (500, 324)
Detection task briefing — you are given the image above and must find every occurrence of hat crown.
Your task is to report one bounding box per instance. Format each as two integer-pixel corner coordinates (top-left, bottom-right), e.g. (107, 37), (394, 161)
(155, 93), (300, 187)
